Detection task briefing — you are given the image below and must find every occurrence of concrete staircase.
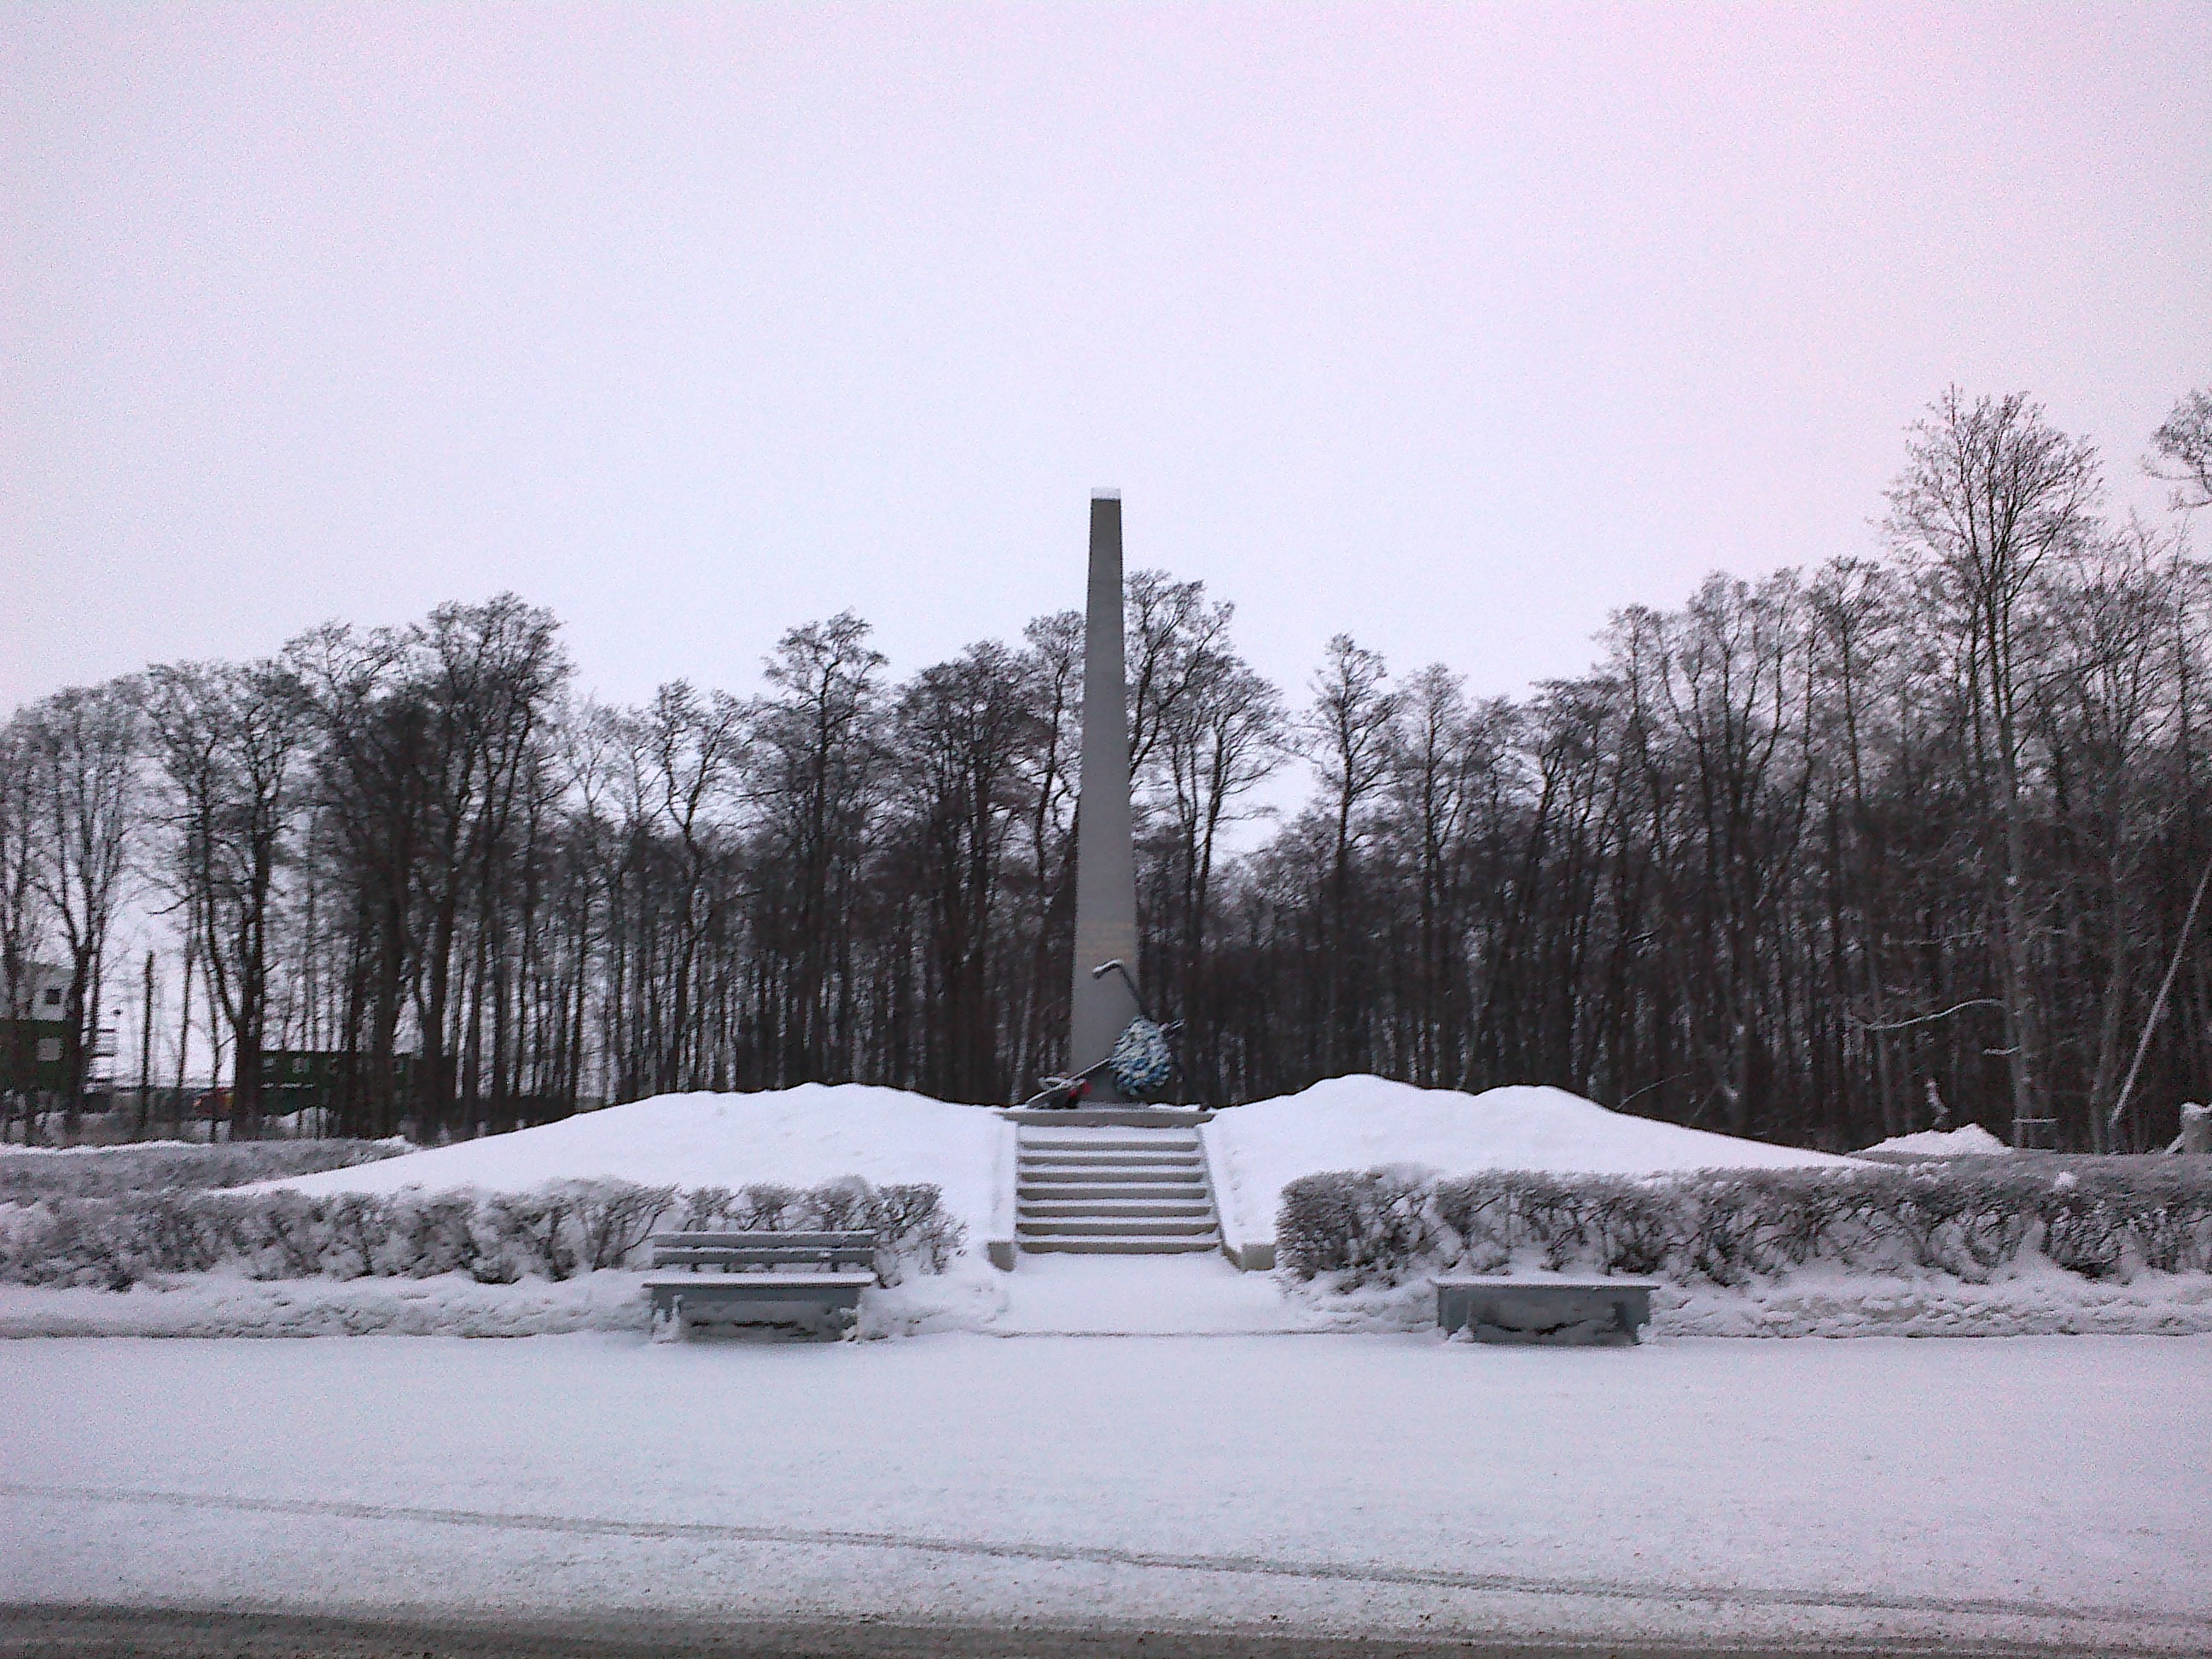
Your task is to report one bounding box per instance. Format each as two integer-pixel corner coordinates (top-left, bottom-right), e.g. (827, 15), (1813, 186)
(1015, 1125), (1220, 1255)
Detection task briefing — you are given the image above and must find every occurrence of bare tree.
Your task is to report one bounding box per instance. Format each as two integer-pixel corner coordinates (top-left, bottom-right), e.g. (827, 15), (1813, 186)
(892, 640), (1043, 1101)
(144, 658), (312, 1138)
(638, 680), (747, 1093)
(410, 597), (570, 1133)
(1383, 664), (1502, 1088)
(0, 717), (49, 1139)
(17, 680), (144, 1135)
(2040, 521), (2194, 1145)
(1298, 635), (1400, 1074)
(1126, 570), (1231, 778)
(15, 381), (2212, 1152)
(2149, 387), (2212, 512)
(289, 620), (434, 1136)
(1004, 610), (1083, 1087)
(1886, 387), (2103, 1146)
(1166, 654), (1282, 990)
(1123, 578), (1283, 1046)
(1807, 556), (1908, 1135)
(749, 613), (887, 1082)
(1602, 577), (1813, 1135)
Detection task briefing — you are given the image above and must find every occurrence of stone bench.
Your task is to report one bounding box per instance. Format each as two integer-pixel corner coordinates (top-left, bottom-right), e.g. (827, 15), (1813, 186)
(644, 1231), (878, 1340)
(1432, 1277), (1655, 1345)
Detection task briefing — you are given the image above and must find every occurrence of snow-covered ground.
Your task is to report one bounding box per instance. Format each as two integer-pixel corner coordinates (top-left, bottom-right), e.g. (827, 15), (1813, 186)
(264, 1083), (1004, 1237)
(2, 1331), (2205, 1652)
(1857, 1122), (2015, 1157)
(1208, 1076), (1854, 1242)
(0, 1256), (1317, 1342)
(8, 1251), (2210, 1341)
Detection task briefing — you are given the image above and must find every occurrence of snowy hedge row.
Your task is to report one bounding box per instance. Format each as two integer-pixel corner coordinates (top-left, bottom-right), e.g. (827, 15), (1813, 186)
(1277, 1161), (2212, 1288)
(0, 1177), (963, 1290)
(0, 1139), (410, 1202)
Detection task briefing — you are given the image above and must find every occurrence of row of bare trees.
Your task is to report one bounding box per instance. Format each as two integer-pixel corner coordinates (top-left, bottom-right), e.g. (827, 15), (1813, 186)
(4, 386), (2209, 1150)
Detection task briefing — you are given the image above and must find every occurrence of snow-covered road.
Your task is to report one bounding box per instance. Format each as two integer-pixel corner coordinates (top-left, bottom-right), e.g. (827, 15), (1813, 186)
(3, 1332), (2205, 1653)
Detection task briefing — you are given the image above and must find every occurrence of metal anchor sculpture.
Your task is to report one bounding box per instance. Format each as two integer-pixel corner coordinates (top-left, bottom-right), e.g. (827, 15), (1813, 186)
(1022, 960), (1184, 1109)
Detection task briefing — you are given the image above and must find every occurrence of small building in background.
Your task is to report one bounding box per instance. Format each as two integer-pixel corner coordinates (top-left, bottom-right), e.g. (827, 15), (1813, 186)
(0, 964), (74, 1097)
(252, 1049), (419, 1125)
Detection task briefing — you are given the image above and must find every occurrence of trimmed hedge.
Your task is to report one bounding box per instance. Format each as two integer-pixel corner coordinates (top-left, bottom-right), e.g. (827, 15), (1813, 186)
(0, 1177), (964, 1291)
(1277, 1161), (2212, 1289)
(0, 1139), (410, 1202)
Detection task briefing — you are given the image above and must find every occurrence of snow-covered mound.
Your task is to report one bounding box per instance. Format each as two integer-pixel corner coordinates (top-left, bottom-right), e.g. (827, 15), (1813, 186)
(265, 1084), (1003, 1237)
(0, 1138), (206, 1155)
(1209, 1075), (1854, 1242)
(1855, 1123), (2013, 1158)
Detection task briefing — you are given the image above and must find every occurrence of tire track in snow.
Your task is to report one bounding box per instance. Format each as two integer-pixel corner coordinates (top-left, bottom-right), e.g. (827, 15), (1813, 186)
(5, 1482), (2202, 1638)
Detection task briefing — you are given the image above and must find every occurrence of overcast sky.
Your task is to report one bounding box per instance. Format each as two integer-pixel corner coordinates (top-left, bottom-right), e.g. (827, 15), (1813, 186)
(5, 3), (2208, 719)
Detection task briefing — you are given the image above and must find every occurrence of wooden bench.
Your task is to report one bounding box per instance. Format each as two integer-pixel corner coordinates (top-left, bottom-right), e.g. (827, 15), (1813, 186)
(644, 1231), (879, 1339)
(1432, 1277), (1655, 1346)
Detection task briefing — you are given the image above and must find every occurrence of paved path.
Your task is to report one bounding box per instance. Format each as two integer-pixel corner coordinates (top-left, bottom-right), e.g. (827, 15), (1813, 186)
(3, 1334), (2205, 1653)
(1, 1604), (2166, 1659)
(987, 1252), (1330, 1333)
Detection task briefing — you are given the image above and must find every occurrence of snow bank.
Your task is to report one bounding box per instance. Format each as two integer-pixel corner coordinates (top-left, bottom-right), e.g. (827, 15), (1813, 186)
(1858, 1123), (2013, 1158)
(1, 1138), (410, 1200)
(1209, 1076), (1852, 1241)
(7, 1258), (2210, 1341)
(265, 1085), (1003, 1237)
(0, 1138), (208, 1156)
(0, 1270), (655, 1339)
(1281, 1265), (2212, 1340)
(0, 1264), (1015, 1341)
(0, 1256), (1269, 1341)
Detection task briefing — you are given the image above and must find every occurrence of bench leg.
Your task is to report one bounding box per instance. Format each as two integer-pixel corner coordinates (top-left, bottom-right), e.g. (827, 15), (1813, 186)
(650, 1293), (687, 1344)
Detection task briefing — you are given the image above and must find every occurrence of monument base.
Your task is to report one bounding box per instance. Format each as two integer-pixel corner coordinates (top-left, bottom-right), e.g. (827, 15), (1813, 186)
(998, 1105), (1214, 1127)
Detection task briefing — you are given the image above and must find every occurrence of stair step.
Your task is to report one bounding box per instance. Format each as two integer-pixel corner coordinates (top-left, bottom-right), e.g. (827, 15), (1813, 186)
(1018, 1216), (1217, 1230)
(1020, 1161), (1204, 1176)
(1019, 1187), (1208, 1207)
(1022, 1170), (1200, 1181)
(1017, 1218), (1220, 1238)
(1007, 1125), (1225, 1258)
(1021, 1142), (1200, 1156)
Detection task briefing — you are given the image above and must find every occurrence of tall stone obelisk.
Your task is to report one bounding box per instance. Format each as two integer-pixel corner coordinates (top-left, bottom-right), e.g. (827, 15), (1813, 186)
(1069, 491), (1142, 1097)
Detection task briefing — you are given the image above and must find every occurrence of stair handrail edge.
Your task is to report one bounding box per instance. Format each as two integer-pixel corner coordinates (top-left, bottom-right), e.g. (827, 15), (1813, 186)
(1196, 1119), (1273, 1272)
(987, 1119), (1019, 1271)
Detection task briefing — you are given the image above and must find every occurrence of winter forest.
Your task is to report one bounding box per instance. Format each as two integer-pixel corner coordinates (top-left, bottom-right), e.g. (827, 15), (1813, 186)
(6, 387), (2210, 1154)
